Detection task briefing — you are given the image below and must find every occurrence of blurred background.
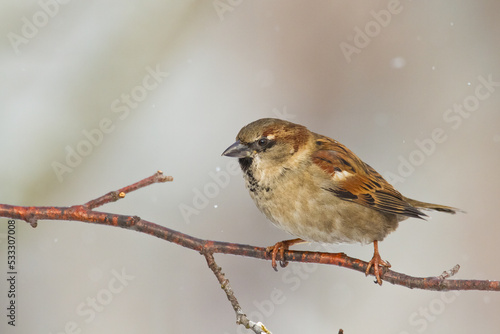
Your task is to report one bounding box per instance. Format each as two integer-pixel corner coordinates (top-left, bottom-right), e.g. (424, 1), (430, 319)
(1, 1), (499, 333)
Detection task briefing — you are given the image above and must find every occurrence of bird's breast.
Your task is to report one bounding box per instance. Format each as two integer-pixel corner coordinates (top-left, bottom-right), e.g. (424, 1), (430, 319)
(243, 165), (399, 244)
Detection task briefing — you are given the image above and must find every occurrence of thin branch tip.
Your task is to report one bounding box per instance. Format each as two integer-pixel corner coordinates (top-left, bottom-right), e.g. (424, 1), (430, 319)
(155, 170), (173, 182)
(439, 264), (461, 280)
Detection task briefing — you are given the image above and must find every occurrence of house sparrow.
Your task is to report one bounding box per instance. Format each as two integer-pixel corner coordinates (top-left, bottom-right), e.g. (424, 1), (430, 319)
(222, 118), (461, 285)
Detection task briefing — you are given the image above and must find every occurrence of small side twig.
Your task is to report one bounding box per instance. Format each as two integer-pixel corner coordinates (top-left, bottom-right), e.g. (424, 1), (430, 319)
(84, 170), (172, 209)
(202, 250), (271, 334)
(438, 264), (461, 280)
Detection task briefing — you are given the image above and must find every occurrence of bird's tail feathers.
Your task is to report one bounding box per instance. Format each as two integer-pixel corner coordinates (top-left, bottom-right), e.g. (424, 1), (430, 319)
(404, 197), (464, 215)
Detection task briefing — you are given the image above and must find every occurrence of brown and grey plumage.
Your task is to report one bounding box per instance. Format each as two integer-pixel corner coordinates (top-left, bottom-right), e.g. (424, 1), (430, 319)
(222, 118), (461, 284)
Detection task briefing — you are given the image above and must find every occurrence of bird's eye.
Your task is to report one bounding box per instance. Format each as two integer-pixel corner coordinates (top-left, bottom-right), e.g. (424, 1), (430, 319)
(253, 137), (274, 152)
(257, 138), (269, 147)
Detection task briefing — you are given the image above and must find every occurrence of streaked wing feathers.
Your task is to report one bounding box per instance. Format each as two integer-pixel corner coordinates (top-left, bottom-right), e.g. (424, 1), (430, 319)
(311, 136), (426, 219)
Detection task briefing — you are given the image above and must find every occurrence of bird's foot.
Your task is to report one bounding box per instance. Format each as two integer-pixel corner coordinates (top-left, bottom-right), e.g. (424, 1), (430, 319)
(266, 238), (304, 271)
(365, 240), (391, 285)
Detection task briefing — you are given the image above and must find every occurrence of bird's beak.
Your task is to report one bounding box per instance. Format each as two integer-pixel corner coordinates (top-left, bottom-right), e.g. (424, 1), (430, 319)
(222, 140), (252, 158)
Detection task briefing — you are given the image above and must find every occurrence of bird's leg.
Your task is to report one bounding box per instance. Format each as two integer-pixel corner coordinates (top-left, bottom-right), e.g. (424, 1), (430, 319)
(365, 240), (391, 285)
(266, 238), (305, 271)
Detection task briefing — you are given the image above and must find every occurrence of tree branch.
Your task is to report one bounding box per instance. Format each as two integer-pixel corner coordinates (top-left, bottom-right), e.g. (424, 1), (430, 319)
(1, 172), (499, 330)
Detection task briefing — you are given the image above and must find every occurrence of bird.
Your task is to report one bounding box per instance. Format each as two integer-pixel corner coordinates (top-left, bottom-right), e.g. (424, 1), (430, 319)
(222, 118), (461, 285)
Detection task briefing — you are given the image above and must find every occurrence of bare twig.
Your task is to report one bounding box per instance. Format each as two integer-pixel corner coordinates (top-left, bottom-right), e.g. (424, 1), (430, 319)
(202, 251), (272, 334)
(84, 170), (172, 209)
(438, 264), (461, 280)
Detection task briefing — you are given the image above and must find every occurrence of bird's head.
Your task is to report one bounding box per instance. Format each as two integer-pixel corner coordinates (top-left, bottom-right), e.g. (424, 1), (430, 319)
(222, 118), (311, 174)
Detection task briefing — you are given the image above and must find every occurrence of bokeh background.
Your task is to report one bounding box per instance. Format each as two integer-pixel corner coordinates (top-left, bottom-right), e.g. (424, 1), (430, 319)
(1, 1), (500, 333)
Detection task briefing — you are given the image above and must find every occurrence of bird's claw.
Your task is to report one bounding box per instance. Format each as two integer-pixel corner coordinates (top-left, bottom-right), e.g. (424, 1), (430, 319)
(365, 253), (391, 285)
(266, 238), (304, 271)
(266, 241), (290, 270)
